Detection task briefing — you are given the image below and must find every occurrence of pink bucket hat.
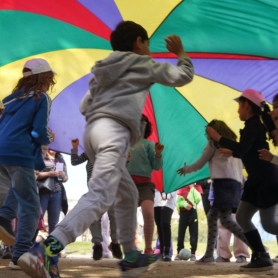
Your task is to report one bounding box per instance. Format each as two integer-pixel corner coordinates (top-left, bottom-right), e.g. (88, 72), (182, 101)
(234, 89), (265, 107)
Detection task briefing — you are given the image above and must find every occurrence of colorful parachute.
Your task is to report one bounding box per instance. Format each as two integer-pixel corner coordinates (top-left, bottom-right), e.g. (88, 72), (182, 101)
(1, 0), (278, 193)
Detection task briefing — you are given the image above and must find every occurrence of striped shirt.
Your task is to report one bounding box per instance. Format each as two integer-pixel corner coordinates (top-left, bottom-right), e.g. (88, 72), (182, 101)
(71, 148), (93, 182)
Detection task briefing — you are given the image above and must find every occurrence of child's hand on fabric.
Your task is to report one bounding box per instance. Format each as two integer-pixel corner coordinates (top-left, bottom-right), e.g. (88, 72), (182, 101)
(164, 35), (185, 56)
(71, 138), (79, 148)
(155, 142), (164, 158)
(185, 204), (192, 210)
(258, 149), (273, 162)
(218, 148), (233, 157)
(206, 126), (221, 142)
(177, 163), (186, 176)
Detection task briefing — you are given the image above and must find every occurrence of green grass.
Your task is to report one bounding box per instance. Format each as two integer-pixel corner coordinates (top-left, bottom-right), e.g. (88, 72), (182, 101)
(57, 208), (278, 258)
(66, 240), (278, 259)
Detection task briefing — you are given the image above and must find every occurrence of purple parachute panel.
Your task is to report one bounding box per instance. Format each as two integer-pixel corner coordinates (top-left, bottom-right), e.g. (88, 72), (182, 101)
(78, 0), (123, 30)
(48, 74), (92, 154)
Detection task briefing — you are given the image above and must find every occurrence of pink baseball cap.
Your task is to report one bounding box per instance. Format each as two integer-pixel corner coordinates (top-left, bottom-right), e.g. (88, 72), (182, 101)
(23, 58), (56, 77)
(234, 89), (265, 107)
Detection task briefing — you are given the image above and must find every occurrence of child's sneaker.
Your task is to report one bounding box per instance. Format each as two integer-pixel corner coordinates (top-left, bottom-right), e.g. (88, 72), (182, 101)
(8, 258), (21, 270)
(174, 254), (181, 260)
(144, 247), (154, 254)
(239, 252), (273, 272)
(18, 242), (60, 278)
(2, 244), (13, 259)
(119, 251), (158, 277)
(92, 243), (103, 260)
(190, 254), (196, 261)
(195, 256), (215, 264)
(0, 216), (15, 245)
(109, 242), (123, 259)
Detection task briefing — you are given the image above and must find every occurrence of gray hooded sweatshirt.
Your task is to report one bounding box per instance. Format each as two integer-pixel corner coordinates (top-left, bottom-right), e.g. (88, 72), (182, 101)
(80, 51), (194, 146)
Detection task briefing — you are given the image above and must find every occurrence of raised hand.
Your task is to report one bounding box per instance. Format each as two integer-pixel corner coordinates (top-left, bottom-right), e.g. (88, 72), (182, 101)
(71, 138), (79, 148)
(155, 142), (164, 158)
(164, 35), (185, 56)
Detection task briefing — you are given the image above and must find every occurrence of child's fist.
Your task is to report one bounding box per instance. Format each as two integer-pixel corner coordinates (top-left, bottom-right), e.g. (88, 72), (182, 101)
(71, 138), (79, 148)
(155, 142), (164, 158)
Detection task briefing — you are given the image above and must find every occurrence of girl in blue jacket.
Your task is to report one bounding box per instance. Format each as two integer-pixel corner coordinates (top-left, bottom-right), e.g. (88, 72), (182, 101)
(0, 58), (55, 269)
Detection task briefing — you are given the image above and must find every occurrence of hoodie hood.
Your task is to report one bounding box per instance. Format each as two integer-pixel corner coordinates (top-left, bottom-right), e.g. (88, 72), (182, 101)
(92, 51), (141, 86)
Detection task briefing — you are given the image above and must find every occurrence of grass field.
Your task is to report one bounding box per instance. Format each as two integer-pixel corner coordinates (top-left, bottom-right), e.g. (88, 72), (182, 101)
(66, 240), (278, 259)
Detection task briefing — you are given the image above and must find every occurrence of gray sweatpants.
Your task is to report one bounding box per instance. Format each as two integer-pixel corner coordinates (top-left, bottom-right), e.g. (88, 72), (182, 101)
(90, 205), (117, 243)
(52, 118), (138, 253)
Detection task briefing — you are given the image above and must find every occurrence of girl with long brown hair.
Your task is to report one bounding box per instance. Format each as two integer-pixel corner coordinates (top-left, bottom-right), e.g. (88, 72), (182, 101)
(177, 119), (250, 264)
(0, 58), (55, 270)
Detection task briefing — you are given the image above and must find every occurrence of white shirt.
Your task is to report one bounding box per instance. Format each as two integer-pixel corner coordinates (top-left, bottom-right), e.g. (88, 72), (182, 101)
(154, 189), (177, 210)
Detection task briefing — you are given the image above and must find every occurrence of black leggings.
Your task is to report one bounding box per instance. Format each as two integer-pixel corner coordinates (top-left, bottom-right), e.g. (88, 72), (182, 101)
(154, 206), (173, 251)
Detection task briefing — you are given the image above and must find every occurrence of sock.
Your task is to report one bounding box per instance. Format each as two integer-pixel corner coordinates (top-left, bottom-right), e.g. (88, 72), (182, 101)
(43, 235), (64, 256)
(124, 251), (139, 262)
(244, 229), (265, 253)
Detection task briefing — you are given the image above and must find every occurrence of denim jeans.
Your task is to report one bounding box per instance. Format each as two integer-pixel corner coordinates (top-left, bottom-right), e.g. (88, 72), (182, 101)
(39, 191), (62, 234)
(0, 164), (40, 259)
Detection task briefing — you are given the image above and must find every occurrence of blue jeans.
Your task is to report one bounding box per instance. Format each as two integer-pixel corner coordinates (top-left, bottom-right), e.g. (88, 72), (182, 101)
(39, 191), (62, 234)
(0, 164), (40, 259)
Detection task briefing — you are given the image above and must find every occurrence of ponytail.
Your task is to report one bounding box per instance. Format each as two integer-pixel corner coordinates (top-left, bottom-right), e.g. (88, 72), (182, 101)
(261, 103), (277, 146)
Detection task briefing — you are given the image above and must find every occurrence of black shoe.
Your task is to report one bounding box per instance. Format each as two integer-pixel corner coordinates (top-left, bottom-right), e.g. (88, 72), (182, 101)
(0, 216), (15, 245)
(162, 246), (171, 262)
(109, 242), (123, 259)
(240, 252), (274, 272)
(2, 245), (13, 259)
(93, 244), (103, 260)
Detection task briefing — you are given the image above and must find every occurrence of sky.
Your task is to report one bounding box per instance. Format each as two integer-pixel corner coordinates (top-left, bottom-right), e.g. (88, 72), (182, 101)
(62, 154), (88, 200)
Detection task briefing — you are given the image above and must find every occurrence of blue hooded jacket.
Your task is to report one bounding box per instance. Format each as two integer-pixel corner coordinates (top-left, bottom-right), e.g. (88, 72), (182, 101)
(0, 90), (52, 170)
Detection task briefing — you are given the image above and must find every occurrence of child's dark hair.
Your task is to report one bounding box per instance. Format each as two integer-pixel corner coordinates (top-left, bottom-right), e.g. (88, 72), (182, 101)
(207, 119), (237, 148)
(239, 96), (276, 144)
(142, 114), (152, 139)
(273, 93), (278, 103)
(110, 21), (149, 51)
(238, 96), (262, 115)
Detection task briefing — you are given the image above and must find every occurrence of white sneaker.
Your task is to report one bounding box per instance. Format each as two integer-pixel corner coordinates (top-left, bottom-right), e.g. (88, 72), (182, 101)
(8, 261), (21, 270)
(174, 255), (181, 260)
(272, 255), (278, 263)
(103, 253), (113, 259)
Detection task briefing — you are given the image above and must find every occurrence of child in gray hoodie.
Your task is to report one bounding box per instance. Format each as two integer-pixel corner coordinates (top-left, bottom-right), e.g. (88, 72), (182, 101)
(18, 21), (194, 278)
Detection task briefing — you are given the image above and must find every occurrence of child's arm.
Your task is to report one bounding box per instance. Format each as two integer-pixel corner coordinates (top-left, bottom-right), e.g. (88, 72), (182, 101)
(258, 149), (278, 164)
(206, 124), (258, 156)
(177, 141), (214, 176)
(71, 138), (89, 166)
(150, 35), (194, 87)
(148, 141), (163, 170)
